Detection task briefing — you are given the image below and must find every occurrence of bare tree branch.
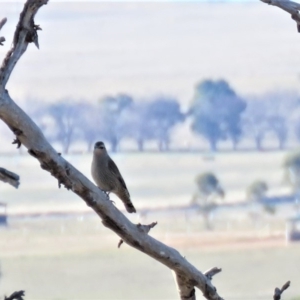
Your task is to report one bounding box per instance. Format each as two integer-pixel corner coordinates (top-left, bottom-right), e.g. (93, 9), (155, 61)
(273, 281), (291, 300)
(204, 267), (222, 281)
(0, 2), (223, 299)
(0, 167), (20, 188)
(260, 0), (300, 32)
(0, 0), (47, 88)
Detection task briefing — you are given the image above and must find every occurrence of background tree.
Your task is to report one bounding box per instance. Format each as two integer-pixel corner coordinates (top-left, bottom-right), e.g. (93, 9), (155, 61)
(121, 97), (184, 151)
(268, 115), (288, 150)
(241, 97), (269, 150)
(243, 91), (298, 150)
(191, 172), (224, 230)
(97, 94), (133, 152)
(263, 91), (299, 149)
(284, 151), (300, 193)
(47, 99), (82, 154)
(146, 97), (184, 151)
(293, 120), (300, 149)
(246, 180), (276, 217)
(76, 102), (102, 152)
(121, 102), (154, 151)
(246, 180), (268, 202)
(189, 79), (246, 151)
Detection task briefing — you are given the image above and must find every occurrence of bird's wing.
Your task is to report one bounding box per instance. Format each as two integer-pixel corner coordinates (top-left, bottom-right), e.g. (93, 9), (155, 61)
(108, 157), (128, 190)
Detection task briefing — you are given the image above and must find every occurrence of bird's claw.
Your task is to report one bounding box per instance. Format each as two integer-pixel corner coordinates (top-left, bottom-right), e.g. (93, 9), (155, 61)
(103, 191), (115, 205)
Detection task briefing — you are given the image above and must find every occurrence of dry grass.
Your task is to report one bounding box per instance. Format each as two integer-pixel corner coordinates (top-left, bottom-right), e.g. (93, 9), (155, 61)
(0, 217), (300, 300)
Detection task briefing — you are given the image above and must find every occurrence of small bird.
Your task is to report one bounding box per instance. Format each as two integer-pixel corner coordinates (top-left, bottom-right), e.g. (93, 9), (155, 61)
(91, 141), (136, 213)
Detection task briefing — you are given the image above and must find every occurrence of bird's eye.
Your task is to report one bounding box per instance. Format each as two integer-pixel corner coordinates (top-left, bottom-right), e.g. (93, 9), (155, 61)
(100, 146), (104, 149)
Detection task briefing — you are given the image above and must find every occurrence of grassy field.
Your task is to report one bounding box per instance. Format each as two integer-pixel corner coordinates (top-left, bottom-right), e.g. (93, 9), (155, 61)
(0, 151), (290, 214)
(0, 151), (299, 299)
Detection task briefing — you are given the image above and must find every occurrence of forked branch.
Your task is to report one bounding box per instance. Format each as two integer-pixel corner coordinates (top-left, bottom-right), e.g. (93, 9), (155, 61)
(0, 0), (47, 88)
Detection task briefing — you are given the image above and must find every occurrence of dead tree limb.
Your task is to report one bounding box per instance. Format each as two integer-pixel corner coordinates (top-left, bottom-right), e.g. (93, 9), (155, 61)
(0, 167), (20, 188)
(0, 2), (223, 299)
(260, 0), (300, 32)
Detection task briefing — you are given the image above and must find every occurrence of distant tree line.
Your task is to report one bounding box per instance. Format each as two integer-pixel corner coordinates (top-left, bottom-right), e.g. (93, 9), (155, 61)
(26, 79), (300, 153)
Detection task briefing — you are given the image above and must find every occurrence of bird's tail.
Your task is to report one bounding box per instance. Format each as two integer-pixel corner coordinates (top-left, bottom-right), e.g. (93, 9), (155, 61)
(118, 190), (136, 213)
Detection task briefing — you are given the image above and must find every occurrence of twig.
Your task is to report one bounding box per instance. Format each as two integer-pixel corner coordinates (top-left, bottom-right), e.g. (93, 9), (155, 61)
(0, 167), (20, 188)
(118, 222), (158, 248)
(4, 290), (25, 300)
(117, 239), (124, 248)
(273, 281), (290, 300)
(204, 267), (222, 281)
(0, 17), (7, 31)
(0, 17), (6, 46)
(136, 221), (158, 233)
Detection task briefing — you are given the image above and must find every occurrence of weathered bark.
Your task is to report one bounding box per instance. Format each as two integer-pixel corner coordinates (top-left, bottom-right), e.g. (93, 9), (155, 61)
(0, 167), (20, 188)
(0, 2), (223, 300)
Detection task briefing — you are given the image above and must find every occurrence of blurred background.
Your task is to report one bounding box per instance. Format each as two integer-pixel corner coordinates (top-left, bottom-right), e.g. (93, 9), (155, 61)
(1, 0), (300, 299)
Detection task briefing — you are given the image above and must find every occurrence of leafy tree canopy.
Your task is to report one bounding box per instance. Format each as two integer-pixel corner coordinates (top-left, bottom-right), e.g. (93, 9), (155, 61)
(190, 79), (246, 150)
(284, 151), (300, 191)
(195, 172), (224, 199)
(246, 180), (268, 202)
